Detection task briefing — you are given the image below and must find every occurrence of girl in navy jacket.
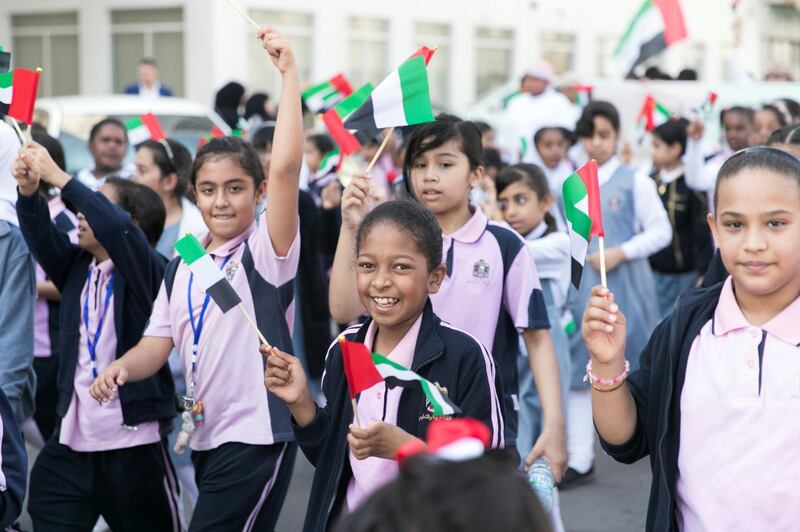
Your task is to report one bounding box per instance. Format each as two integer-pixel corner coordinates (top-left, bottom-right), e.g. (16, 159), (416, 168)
(264, 200), (505, 532)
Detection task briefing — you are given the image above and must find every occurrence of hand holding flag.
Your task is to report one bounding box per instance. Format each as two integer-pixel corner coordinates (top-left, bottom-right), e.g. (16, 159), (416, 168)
(258, 28), (296, 75)
(348, 421), (419, 461)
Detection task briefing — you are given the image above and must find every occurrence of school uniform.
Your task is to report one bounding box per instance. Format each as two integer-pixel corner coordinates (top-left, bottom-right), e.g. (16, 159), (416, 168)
(0, 386), (27, 528)
(648, 167), (713, 317)
(684, 140), (734, 205)
(566, 156), (671, 475)
(146, 210), (300, 531)
(295, 300), (505, 532)
(32, 196), (78, 441)
(431, 207), (550, 446)
(601, 278), (800, 531)
(515, 222), (572, 457)
(525, 152), (574, 231)
(16, 178), (179, 531)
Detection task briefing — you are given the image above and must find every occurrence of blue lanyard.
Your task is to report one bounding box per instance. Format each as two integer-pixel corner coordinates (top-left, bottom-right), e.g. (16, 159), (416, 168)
(187, 254), (231, 396)
(82, 269), (115, 380)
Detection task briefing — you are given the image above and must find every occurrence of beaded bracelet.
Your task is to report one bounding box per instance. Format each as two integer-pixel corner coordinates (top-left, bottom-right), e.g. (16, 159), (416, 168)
(583, 359), (630, 391)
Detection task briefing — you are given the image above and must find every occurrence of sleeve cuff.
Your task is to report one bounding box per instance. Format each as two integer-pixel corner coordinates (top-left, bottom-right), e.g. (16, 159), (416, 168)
(292, 405), (327, 447)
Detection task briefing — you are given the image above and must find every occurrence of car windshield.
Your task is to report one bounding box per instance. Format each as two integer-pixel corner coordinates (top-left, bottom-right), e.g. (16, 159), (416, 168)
(59, 114), (216, 174)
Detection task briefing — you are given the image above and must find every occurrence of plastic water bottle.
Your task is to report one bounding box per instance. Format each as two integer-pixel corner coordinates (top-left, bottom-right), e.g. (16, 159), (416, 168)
(527, 457), (554, 512)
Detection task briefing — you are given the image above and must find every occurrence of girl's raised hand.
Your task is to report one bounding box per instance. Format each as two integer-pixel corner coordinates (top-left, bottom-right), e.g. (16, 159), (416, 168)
(257, 27), (295, 74)
(89, 363), (128, 403)
(341, 171), (371, 231)
(582, 286), (627, 367)
(262, 345), (308, 405)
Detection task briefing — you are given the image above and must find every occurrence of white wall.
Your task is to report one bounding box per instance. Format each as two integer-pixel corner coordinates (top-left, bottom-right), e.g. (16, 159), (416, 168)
(0, 0), (782, 106)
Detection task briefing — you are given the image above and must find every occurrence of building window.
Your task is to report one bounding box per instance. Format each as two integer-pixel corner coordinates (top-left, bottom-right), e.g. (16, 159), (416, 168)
(475, 27), (513, 99)
(541, 32), (575, 75)
(348, 17), (389, 89)
(764, 4), (800, 80)
(414, 22), (450, 106)
(595, 36), (617, 77)
(248, 11), (312, 98)
(111, 8), (184, 96)
(11, 12), (80, 97)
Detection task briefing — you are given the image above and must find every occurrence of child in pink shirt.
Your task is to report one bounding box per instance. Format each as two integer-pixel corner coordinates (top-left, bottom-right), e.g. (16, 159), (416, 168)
(265, 200), (504, 531)
(91, 28), (304, 531)
(584, 147), (800, 531)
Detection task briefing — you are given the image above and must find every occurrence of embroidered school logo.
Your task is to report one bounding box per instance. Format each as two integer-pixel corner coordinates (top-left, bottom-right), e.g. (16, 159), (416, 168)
(224, 261), (240, 282)
(472, 259), (490, 280)
(419, 382), (453, 421)
(607, 196), (622, 213)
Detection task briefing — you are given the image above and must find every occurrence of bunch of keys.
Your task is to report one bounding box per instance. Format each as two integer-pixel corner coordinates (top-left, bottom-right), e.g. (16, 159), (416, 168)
(174, 396), (205, 454)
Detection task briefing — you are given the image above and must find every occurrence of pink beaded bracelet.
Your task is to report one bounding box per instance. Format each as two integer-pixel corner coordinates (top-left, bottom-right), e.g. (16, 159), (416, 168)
(583, 359), (630, 390)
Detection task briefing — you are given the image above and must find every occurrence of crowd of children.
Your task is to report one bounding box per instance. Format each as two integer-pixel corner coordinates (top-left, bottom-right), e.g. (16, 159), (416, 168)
(0, 26), (799, 532)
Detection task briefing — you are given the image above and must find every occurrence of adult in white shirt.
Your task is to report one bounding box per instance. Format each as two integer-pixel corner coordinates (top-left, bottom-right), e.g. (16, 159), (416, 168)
(123, 58), (173, 97)
(75, 118), (135, 191)
(497, 60), (580, 163)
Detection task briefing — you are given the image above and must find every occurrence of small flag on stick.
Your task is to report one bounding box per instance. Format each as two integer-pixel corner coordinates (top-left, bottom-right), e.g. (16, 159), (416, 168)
(125, 113), (166, 145)
(563, 160), (605, 288)
(0, 68), (40, 124)
(322, 83), (374, 156)
(371, 353), (461, 417)
(614, 0), (687, 75)
(343, 54), (435, 131)
(302, 74), (353, 114)
(339, 337), (383, 427)
(638, 95), (672, 133)
(174, 234), (242, 312)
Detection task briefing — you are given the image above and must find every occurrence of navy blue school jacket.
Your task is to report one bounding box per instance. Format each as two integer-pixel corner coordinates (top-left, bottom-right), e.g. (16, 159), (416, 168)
(16, 179), (175, 429)
(598, 283), (723, 532)
(294, 300), (506, 532)
(0, 386), (26, 527)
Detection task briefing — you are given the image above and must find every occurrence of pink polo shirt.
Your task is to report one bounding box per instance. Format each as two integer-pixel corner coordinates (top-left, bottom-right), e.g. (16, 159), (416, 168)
(59, 259), (160, 452)
(676, 277), (800, 531)
(144, 213), (300, 451)
(346, 314), (422, 512)
(34, 197), (78, 358)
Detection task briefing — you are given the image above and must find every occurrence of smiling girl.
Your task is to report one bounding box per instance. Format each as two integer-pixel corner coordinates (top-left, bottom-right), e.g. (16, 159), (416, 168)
(584, 147), (800, 531)
(265, 200), (504, 532)
(328, 115), (566, 478)
(90, 27), (303, 530)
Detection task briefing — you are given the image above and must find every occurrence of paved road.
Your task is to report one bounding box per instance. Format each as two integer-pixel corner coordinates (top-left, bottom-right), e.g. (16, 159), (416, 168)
(19, 440), (650, 531)
(276, 441), (651, 531)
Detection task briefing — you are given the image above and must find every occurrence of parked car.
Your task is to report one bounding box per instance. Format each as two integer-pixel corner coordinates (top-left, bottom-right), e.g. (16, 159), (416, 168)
(34, 95), (230, 175)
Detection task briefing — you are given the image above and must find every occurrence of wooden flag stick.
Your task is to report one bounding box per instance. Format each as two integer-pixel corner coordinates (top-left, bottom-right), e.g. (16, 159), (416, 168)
(598, 236), (608, 288)
(224, 0), (261, 30)
(351, 398), (362, 428)
(9, 117), (25, 145)
(236, 303), (271, 348)
(366, 127), (395, 174)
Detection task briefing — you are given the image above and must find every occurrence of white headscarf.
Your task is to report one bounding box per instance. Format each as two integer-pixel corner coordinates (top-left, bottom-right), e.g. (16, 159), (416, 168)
(0, 120), (22, 226)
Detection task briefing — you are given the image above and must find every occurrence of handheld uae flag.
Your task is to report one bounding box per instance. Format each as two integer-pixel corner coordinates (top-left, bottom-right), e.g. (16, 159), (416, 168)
(0, 49), (9, 74)
(371, 353), (461, 417)
(339, 339), (383, 399)
(174, 233), (242, 313)
(562, 160), (604, 289)
(125, 113), (166, 145)
(572, 85), (593, 107)
(343, 52), (435, 131)
(0, 68), (41, 124)
(614, 0), (687, 75)
(699, 92), (718, 122)
(309, 148), (341, 188)
(638, 95), (671, 132)
(302, 74), (353, 114)
(322, 83), (374, 156)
